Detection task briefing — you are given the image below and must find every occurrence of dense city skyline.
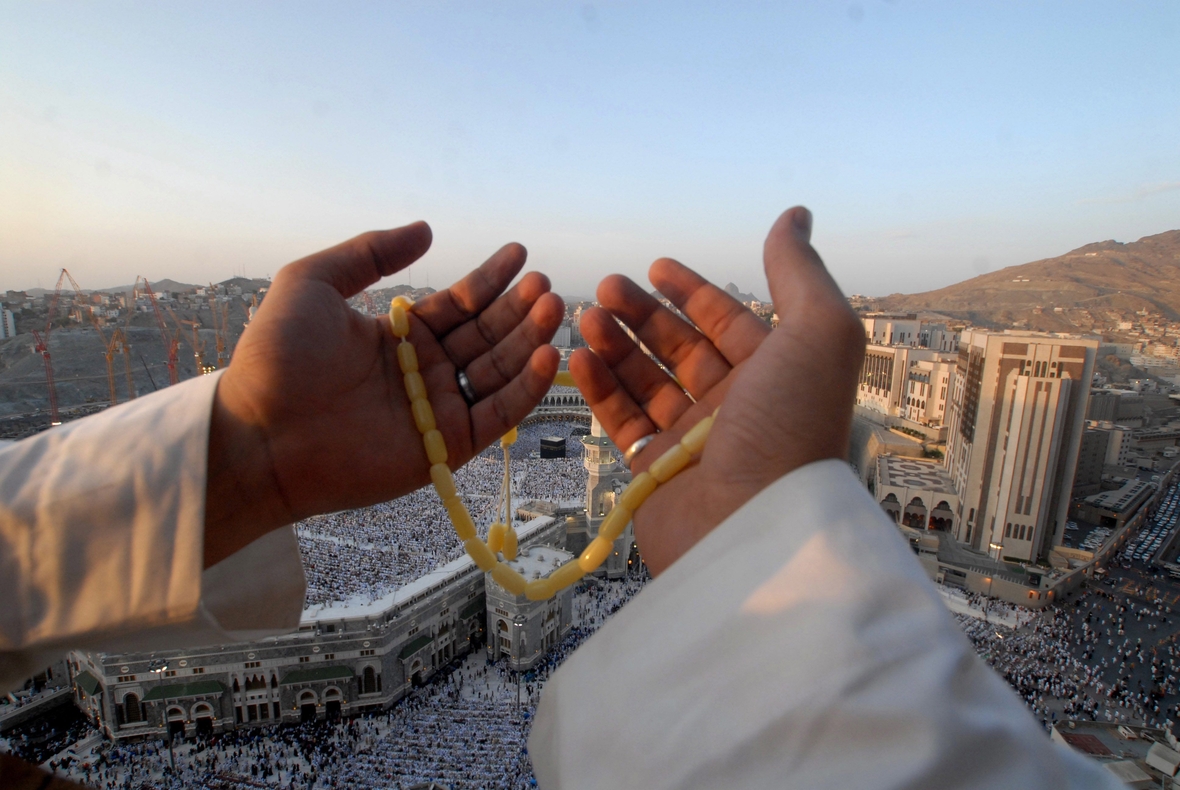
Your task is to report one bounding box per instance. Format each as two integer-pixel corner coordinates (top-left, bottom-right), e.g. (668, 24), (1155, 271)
(2, 3), (1178, 298)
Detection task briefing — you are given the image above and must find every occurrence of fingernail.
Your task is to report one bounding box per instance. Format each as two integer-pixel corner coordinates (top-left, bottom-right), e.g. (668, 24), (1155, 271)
(792, 207), (812, 244)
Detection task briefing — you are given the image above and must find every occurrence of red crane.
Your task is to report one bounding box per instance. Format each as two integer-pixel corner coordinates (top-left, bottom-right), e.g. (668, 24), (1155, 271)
(31, 269), (86, 426)
(140, 278), (179, 386)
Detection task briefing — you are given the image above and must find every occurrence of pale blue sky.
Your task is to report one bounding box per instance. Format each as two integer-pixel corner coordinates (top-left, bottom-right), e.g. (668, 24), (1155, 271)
(2, 2), (1177, 299)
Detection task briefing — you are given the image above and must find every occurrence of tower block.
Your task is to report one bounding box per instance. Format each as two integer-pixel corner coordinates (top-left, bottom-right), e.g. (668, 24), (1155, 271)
(580, 415), (634, 577)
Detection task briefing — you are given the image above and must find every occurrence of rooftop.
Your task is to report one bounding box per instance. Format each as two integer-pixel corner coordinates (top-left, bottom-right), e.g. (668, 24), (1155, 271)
(504, 545), (575, 582)
(876, 455), (956, 494)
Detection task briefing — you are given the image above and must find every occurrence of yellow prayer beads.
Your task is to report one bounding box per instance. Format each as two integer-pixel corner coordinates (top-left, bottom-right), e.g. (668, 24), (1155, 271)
(389, 298), (714, 601)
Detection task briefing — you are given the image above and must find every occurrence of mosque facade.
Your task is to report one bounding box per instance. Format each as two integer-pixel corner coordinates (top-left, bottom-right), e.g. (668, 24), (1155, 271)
(67, 396), (637, 742)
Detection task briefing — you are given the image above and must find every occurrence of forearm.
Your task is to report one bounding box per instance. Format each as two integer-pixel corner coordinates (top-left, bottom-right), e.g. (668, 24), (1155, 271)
(0, 373), (305, 692)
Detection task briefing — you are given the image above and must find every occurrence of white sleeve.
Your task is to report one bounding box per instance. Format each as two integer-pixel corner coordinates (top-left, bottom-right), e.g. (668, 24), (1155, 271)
(529, 459), (1120, 790)
(0, 371), (306, 693)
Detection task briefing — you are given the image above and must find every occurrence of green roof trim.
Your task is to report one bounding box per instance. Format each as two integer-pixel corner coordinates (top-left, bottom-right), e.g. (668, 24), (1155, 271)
(399, 634), (433, 660)
(279, 665), (354, 685)
(75, 670), (100, 695)
(141, 680), (225, 701)
(460, 597), (485, 620)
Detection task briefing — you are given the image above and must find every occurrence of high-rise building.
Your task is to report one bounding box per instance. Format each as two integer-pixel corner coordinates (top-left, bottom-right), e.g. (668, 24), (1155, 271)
(944, 330), (1098, 562)
(0, 308), (16, 339)
(1072, 428), (1110, 498)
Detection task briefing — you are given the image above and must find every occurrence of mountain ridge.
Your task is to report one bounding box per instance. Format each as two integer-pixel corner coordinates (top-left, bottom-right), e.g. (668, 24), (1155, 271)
(870, 229), (1180, 329)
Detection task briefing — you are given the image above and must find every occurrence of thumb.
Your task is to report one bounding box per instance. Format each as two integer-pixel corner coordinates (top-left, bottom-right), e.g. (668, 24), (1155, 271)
(762, 207), (844, 314)
(286, 221), (433, 298)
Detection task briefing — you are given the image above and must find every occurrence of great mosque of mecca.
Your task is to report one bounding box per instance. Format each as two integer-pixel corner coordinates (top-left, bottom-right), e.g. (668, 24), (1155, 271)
(67, 386), (633, 743)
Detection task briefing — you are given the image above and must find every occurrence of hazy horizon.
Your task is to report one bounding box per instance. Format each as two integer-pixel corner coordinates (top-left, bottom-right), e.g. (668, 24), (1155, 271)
(2, 3), (1178, 300)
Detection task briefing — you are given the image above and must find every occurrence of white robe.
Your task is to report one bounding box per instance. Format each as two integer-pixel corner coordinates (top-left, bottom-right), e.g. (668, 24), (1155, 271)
(0, 374), (1120, 788)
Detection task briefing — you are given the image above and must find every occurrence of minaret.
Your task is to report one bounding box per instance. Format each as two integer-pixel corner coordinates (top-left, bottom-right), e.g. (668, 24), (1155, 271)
(580, 415), (633, 577)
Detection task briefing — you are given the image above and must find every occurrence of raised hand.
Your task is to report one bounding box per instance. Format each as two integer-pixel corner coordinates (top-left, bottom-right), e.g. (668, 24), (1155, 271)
(569, 208), (865, 575)
(204, 222), (563, 566)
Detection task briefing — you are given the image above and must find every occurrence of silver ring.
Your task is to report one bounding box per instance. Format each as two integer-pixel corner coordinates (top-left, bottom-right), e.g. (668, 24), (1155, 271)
(456, 369), (478, 406)
(622, 433), (658, 470)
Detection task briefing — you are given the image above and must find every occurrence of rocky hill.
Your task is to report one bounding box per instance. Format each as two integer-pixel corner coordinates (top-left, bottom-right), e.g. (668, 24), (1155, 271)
(869, 230), (1180, 330)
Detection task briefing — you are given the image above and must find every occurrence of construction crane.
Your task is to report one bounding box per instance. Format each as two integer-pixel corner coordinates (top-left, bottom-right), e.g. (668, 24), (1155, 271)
(208, 285), (232, 369)
(171, 309), (212, 375)
(113, 291), (138, 401)
(94, 320), (121, 407)
(31, 269), (86, 426)
(140, 278), (179, 386)
(115, 328), (137, 401)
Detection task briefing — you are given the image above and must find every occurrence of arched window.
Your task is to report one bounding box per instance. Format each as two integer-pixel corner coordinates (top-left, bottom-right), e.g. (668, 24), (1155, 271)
(123, 692), (142, 724)
(232, 677), (240, 692)
(270, 674), (278, 689)
(362, 666), (377, 694)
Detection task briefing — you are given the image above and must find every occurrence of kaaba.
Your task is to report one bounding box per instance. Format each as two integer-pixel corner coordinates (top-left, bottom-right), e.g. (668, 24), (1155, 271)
(540, 436), (566, 458)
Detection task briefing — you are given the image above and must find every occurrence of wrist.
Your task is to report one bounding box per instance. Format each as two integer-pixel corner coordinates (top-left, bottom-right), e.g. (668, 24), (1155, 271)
(204, 371), (293, 568)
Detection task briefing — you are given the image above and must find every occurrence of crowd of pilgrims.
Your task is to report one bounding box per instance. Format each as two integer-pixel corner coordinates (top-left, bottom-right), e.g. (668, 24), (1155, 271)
(29, 437), (1180, 786)
(957, 584), (1180, 732)
(297, 420), (590, 607)
(39, 576), (650, 789)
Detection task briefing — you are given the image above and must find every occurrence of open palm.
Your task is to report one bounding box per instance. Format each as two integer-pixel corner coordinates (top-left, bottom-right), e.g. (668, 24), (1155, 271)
(569, 208), (865, 575)
(206, 222), (562, 566)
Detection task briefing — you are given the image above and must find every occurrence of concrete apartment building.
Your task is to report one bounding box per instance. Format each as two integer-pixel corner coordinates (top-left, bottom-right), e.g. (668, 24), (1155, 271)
(861, 313), (921, 347)
(944, 330), (1099, 562)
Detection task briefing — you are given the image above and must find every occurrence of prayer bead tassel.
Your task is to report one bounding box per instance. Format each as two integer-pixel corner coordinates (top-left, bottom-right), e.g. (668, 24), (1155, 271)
(487, 522), (507, 554)
(502, 527), (518, 561)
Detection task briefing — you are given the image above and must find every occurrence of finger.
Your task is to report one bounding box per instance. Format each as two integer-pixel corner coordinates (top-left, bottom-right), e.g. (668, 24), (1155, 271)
(579, 307), (693, 430)
(567, 347), (660, 455)
(441, 271), (556, 370)
(648, 257), (771, 365)
(463, 292), (564, 399)
(284, 222), (432, 298)
(413, 243), (528, 338)
(471, 345), (560, 448)
(596, 274), (731, 399)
